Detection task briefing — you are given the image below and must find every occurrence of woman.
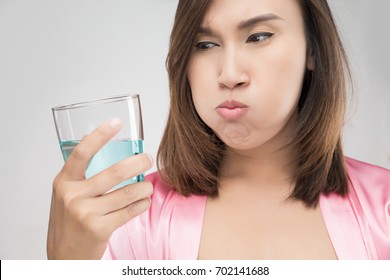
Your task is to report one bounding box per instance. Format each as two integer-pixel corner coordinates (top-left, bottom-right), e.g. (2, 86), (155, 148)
(47, 0), (390, 260)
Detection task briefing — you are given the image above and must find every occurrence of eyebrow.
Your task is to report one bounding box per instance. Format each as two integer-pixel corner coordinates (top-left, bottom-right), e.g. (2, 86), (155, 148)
(197, 13), (284, 36)
(238, 13), (283, 29)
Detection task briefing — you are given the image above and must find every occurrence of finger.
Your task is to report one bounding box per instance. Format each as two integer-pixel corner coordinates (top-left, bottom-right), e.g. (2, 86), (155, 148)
(103, 197), (151, 231)
(86, 153), (153, 196)
(62, 118), (123, 179)
(93, 181), (153, 215)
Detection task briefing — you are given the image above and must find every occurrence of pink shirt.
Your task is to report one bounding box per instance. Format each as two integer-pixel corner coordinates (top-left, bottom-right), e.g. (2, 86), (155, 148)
(102, 157), (390, 260)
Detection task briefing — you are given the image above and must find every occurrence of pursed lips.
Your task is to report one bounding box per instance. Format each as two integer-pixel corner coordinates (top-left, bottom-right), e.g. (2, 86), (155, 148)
(216, 100), (249, 120)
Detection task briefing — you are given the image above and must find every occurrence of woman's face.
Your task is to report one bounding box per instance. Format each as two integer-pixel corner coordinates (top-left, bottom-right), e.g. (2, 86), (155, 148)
(187, 0), (310, 152)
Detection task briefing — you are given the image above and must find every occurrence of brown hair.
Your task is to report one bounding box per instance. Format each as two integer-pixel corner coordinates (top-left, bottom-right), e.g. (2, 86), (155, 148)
(157, 0), (351, 207)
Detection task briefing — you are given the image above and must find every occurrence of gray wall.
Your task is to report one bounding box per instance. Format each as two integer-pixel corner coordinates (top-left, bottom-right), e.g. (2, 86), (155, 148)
(0, 0), (389, 259)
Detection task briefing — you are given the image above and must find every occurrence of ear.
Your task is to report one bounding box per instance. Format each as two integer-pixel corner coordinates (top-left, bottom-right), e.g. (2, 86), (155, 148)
(306, 44), (315, 70)
(306, 54), (315, 70)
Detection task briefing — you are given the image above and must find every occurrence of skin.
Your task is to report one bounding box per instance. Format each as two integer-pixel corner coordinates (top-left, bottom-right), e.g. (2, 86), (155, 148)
(188, 0), (337, 259)
(47, 119), (154, 259)
(189, 0), (307, 154)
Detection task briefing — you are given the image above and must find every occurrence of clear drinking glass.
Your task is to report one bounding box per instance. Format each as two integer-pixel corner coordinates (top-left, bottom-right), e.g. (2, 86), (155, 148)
(52, 94), (144, 189)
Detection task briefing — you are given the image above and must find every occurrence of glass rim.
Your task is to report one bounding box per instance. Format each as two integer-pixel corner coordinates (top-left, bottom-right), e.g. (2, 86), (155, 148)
(51, 94), (140, 111)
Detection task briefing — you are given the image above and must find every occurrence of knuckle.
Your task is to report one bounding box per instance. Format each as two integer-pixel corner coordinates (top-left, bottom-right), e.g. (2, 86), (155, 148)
(126, 203), (139, 217)
(71, 144), (90, 161)
(127, 199), (150, 218)
(123, 185), (137, 200)
(109, 164), (127, 181)
(79, 217), (107, 241)
(62, 191), (80, 209)
(72, 202), (94, 225)
(52, 174), (64, 191)
(52, 180), (71, 201)
(52, 168), (71, 189)
(58, 184), (84, 210)
(91, 222), (111, 241)
(122, 182), (153, 203)
(75, 208), (89, 222)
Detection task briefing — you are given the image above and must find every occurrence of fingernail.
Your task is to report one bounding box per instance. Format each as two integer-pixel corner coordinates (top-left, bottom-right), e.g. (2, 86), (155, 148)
(109, 118), (123, 129)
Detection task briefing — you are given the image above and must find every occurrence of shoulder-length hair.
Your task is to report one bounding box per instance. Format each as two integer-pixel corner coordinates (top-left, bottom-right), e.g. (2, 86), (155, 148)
(157, 0), (351, 207)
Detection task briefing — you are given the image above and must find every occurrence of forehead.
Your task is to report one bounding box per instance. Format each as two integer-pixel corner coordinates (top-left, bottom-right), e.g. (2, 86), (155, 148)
(202, 0), (303, 29)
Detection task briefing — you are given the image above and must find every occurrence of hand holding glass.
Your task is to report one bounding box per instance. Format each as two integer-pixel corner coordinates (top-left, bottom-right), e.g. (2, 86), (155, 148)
(52, 95), (144, 190)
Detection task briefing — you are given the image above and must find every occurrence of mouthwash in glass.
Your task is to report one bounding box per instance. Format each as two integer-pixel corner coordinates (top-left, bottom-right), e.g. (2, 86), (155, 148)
(60, 139), (144, 190)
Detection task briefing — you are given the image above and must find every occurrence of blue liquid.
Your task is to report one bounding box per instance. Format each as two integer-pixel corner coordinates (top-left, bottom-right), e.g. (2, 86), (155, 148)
(60, 139), (144, 190)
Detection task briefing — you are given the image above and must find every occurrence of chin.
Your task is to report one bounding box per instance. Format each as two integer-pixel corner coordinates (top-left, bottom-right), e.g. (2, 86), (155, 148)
(221, 132), (278, 153)
(222, 138), (259, 151)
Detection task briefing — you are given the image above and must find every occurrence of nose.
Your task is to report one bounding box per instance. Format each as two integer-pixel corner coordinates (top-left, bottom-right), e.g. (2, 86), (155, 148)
(217, 47), (250, 90)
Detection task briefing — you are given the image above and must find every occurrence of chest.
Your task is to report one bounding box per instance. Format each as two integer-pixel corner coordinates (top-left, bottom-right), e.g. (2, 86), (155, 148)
(197, 194), (337, 260)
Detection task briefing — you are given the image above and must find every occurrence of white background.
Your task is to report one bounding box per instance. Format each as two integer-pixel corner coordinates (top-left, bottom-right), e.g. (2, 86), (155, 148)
(3, 260), (390, 279)
(0, 0), (389, 259)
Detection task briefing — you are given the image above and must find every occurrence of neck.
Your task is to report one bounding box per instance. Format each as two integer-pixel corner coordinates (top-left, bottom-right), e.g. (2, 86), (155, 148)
(221, 144), (295, 184)
(219, 118), (298, 192)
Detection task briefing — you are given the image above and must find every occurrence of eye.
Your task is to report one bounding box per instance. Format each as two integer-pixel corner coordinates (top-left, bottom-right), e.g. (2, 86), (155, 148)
(246, 32), (274, 43)
(194, 41), (219, 50)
